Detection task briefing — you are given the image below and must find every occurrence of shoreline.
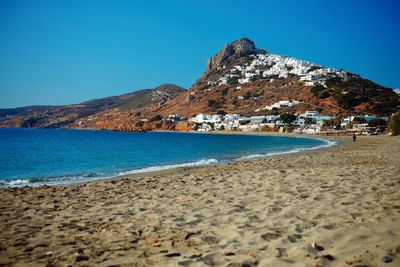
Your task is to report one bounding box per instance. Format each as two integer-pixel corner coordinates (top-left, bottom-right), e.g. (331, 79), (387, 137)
(0, 135), (399, 266)
(0, 130), (339, 188)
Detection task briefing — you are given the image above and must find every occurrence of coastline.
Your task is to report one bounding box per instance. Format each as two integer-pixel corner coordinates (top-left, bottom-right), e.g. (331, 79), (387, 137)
(98, 132), (339, 187)
(1, 135), (399, 266)
(0, 130), (337, 188)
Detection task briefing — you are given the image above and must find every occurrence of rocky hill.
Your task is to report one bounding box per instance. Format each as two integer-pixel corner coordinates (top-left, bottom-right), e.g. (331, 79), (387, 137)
(0, 84), (185, 129)
(1, 38), (398, 131)
(157, 38), (399, 118)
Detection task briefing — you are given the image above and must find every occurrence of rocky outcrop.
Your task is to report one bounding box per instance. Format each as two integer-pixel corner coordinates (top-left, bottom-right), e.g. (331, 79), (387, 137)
(150, 84), (186, 106)
(204, 38), (267, 77)
(174, 121), (190, 131)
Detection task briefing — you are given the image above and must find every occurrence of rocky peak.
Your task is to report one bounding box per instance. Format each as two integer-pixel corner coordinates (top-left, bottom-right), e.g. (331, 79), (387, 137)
(204, 38), (267, 77)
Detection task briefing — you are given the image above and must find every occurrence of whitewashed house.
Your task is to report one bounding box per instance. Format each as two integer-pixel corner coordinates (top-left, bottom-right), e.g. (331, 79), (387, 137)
(210, 114), (222, 123)
(224, 114), (241, 122)
(303, 111), (320, 118)
(341, 116), (355, 128)
(191, 113), (210, 123)
(218, 77), (228, 85)
(278, 100), (291, 106)
(167, 114), (182, 122)
(294, 117), (306, 127)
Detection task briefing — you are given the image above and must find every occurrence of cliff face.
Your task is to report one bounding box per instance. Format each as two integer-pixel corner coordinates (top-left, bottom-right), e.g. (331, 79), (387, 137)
(204, 38), (266, 77)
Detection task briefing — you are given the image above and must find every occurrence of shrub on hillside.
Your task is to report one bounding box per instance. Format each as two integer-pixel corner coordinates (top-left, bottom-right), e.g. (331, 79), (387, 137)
(326, 77), (399, 115)
(305, 117), (316, 125)
(239, 120), (250, 125)
(318, 90), (331, 99)
(352, 116), (367, 124)
(208, 99), (222, 109)
(243, 92), (252, 100)
(232, 96), (239, 108)
(155, 121), (163, 129)
(135, 121), (144, 127)
(367, 118), (387, 127)
(227, 77), (239, 85)
(388, 112), (400, 136)
(311, 84), (325, 95)
(278, 114), (297, 125)
(150, 114), (163, 122)
(216, 110), (227, 116)
(220, 88), (229, 96)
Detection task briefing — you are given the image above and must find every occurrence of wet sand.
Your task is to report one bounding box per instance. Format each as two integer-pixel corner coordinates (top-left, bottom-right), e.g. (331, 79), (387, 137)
(0, 135), (399, 266)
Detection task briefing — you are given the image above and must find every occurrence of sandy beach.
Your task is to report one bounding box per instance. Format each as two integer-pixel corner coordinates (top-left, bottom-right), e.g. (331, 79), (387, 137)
(0, 134), (399, 266)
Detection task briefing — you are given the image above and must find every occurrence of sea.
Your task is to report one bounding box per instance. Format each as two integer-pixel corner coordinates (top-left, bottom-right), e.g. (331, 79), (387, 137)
(0, 128), (336, 187)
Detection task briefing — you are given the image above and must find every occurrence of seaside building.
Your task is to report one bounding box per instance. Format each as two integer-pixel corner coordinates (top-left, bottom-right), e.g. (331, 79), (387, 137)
(191, 113), (210, 123)
(352, 123), (368, 131)
(303, 111), (320, 118)
(189, 110), (378, 135)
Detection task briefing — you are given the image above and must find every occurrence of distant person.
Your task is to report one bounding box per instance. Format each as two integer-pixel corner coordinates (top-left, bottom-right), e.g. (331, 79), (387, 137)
(352, 133), (357, 142)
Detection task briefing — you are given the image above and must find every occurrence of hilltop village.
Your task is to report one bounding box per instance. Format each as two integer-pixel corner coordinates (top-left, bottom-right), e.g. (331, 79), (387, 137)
(207, 53), (350, 88)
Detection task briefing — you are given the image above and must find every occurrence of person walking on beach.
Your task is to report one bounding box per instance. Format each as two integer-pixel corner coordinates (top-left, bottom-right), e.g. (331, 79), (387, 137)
(352, 133), (357, 142)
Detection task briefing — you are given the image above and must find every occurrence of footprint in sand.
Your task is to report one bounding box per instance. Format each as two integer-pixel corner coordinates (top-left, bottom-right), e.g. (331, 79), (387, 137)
(322, 224), (336, 230)
(313, 195), (324, 201)
(275, 247), (288, 257)
(287, 234), (302, 243)
(261, 231), (282, 241)
(270, 207), (282, 213)
(295, 224), (304, 233)
(202, 235), (219, 245)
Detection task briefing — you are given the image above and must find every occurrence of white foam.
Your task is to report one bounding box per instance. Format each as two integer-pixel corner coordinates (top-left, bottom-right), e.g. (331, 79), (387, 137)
(1, 179), (30, 187)
(116, 158), (219, 176)
(235, 138), (338, 161)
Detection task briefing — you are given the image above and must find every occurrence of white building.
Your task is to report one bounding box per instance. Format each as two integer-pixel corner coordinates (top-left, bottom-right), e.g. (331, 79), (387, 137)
(305, 81), (315, 86)
(294, 117), (306, 127)
(167, 114), (182, 122)
(218, 77), (228, 85)
(191, 113), (210, 123)
(224, 114), (241, 122)
(278, 100), (290, 106)
(341, 116), (355, 128)
(210, 114), (222, 123)
(304, 111), (320, 118)
(300, 74), (321, 81)
(263, 100), (301, 110)
(238, 77), (251, 84)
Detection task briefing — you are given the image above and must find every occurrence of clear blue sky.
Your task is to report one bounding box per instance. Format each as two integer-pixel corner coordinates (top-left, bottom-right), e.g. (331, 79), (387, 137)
(1, 0), (399, 108)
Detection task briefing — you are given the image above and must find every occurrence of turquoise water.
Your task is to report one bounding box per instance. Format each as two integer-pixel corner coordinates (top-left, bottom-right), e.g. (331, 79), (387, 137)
(0, 128), (335, 187)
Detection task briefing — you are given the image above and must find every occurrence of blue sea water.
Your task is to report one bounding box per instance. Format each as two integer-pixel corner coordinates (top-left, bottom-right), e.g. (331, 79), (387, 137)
(0, 128), (335, 187)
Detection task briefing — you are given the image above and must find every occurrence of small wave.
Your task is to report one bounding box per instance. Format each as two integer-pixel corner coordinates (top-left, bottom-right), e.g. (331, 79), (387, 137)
(0, 179), (31, 187)
(116, 158), (219, 176)
(306, 138), (339, 151)
(234, 138), (338, 161)
(0, 159), (219, 188)
(235, 154), (265, 160)
(0, 173), (114, 188)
